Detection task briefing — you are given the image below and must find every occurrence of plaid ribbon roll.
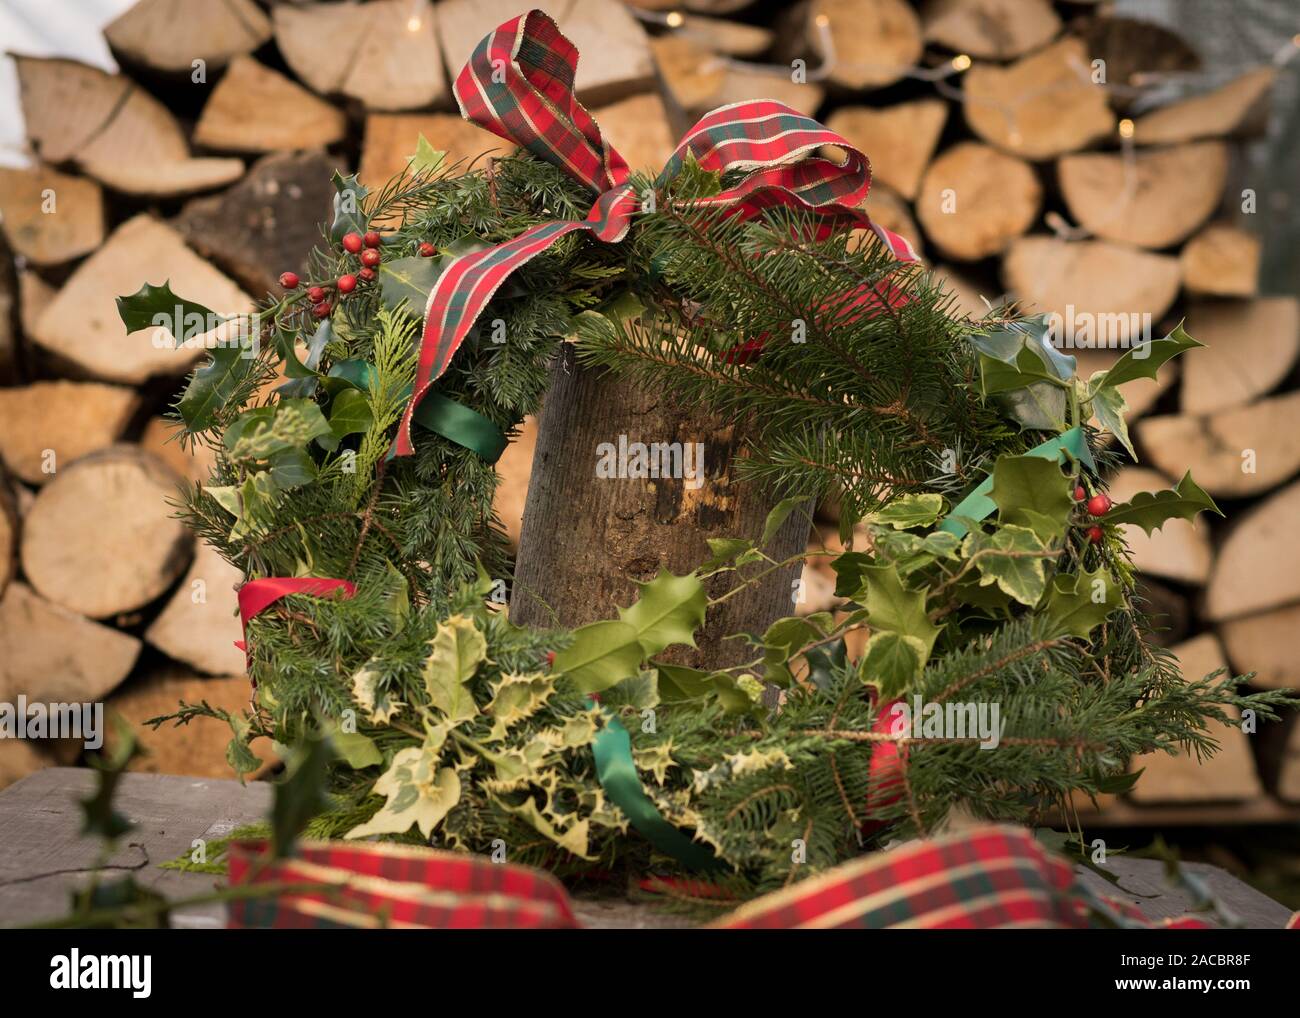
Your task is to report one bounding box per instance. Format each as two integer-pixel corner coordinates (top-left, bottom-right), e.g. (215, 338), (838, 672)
(395, 8), (916, 456)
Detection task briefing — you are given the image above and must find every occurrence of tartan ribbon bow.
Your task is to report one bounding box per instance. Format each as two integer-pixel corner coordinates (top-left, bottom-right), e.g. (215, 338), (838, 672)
(395, 7), (916, 456)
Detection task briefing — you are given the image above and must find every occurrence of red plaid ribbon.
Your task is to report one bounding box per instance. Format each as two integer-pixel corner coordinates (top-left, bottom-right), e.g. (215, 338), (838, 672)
(228, 825), (1266, 930)
(395, 8), (916, 456)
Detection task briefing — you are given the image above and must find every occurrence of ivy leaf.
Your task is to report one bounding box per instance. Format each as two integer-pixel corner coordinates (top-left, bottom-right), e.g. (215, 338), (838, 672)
(1043, 567), (1123, 639)
(1090, 383), (1135, 458)
(831, 551), (872, 598)
(857, 564), (941, 664)
(484, 672), (555, 741)
(761, 495), (807, 546)
(379, 254), (444, 316)
(700, 537), (752, 572)
(327, 727), (383, 769)
(327, 388), (374, 440)
(116, 280), (221, 336)
(989, 454), (1073, 542)
(345, 746), (460, 840)
(872, 493), (944, 530)
(553, 619), (646, 693)
(422, 614), (486, 725)
(1104, 471), (1222, 535)
(964, 524), (1049, 606)
(1089, 323), (1202, 392)
(859, 631), (927, 698)
(225, 715), (262, 778)
(407, 134), (446, 176)
(804, 637), (848, 691)
(618, 569), (706, 657)
(330, 170), (369, 242)
(268, 447), (317, 489)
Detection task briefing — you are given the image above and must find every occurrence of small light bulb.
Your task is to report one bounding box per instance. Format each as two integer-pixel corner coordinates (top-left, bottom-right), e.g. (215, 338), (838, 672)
(814, 14), (830, 28)
(666, 10), (684, 28)
(407, 16), (422, 32)
(1118, 118), (1135, 139)
(951, 53), (971, 72)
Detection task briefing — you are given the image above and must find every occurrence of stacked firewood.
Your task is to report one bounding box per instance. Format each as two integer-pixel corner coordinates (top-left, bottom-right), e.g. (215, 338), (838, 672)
(0, 0), (1296, 817)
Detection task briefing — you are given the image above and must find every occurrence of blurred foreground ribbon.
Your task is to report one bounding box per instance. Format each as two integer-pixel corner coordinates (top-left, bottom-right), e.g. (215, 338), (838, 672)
(395, 8), (915, 457)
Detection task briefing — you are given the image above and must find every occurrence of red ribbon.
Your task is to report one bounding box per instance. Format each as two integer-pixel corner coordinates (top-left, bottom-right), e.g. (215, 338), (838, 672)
(234, 577), (356, 654)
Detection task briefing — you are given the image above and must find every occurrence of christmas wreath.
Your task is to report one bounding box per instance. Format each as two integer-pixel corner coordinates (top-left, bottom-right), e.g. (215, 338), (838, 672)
(124, 10), (1290, 899)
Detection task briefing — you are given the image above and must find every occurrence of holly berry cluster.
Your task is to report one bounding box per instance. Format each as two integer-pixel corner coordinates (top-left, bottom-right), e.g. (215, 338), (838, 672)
(1073, 483), (1111, 544)
(276, 229), (437, 320)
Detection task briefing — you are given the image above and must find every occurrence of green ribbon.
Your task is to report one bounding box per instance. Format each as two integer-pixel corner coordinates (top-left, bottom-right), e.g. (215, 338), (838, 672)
(591, 709), (722, 871)
(328, 360), (509, 463)
(938, 426), (1095, 539)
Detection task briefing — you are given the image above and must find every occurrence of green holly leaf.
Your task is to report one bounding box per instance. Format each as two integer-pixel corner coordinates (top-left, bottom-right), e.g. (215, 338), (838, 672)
(116, 280), (222, 336)
(330, 170), (369, 242)
(1043, 567), (1123, 639)
(656, 663), (713, 702)
(670, 149), (724, 200)
(872, 493), (945, 529)
(553, 619), (646, 693)
(346, 745), (460, 840)
(1104, 471), (1222, 535)
(857, 564), (941, 663)
(1090, 383), (1135, 458)
(700, 537), (753, 572)
(831, 551), (872, 598)
(991, 380), (1068, 431)
(422, 614), (486, 724)
(964, 524), (1050, 606)
(970, 316), (1076, 382)
(178, 346), (255, 433)
(378, 254), (444, 316)
(859, 631), (927, 698)
(408, 134), (446, 176)
(989, 454), (1073, 542)
(618, 569), (706, 657)
(1089, 323), (1202, 393)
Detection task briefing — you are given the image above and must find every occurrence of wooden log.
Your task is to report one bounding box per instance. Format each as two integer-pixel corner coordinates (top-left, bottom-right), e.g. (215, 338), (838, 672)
(439, 0), (653, 106)
(1219, 604), (1300, 692)
(824, 100), (948, 200)
(1263, 714), (1300, 803)
(1206, 479), (1300, 622)
(139, 417), (218, 486)
(1137, 391), (1300, 499)
(916, 142), (1041, 261)
(963, 38), (1116, 160)
(1081, 16), (1200, 106)
(0, 581), (141, 705)
(1181, 298), (1300, 415)
(1180, 223), (1260, 297)
(652, 34), (825, 121)
(0, 166), (103, 266)
(30, 215), (254, 385)
(0, 474), (15, 600)
(1002, 237), (1180, 346)
(921, 0), (1061, 60)
(1058, 141), (1228, 249)
(0, 256), (16, 386)
(145, 540), (246, 676)
(20, 446), (192, 619)
(672, 15), (773, 56)
(14, 57), (244, 197)
(174, 151), (339, 298)
(106, 670), (273, 780)
(358, 113), (505, 189)
(1128, 634), (1262, 803)
(16, 270), (53, 346)
(105, 0), (271, 72)
(860, 186), (923, 258)
(1135, 578), (1191, 648)
(510, 349), (811, 671)
(0, 382), (140, 486)
(0, 739), (50, 792)
(194, 57), (347, 153)
(1108, 466), (1212, 586)
(1134, 67), (1276, 147)
(807, 0), (923, 90)
(932, 264), (994, 321)
(274, 0), (448, 111)
(591, 94), (675, 173)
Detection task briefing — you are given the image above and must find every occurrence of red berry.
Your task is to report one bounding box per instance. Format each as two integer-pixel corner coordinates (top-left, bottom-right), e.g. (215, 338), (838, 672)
(307, 285), (326, 303)
(545, 650), (556, 669)
(1073, 485), (1086, 501)
(1086, 493), (1112, 517)
(336, 274), (357, 294)
(342, 232), (363, 254)
(418, 242), (436, 257)
(278, 271), (300, 289)
(312, 301), (331, 318)
(1087, 525), (1104, 545)
(363, 230), (382, 248)
(360, 248), (381, 268)
(359, 267), (376, 282)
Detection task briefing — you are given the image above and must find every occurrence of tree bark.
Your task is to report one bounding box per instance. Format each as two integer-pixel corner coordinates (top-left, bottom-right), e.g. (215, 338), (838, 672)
(510, 346), (810, 670)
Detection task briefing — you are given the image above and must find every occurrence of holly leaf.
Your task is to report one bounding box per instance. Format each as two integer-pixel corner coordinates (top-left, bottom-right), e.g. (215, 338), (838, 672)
(553, 619), (646, 694)
(345, 746), (460, 840)
(872, 493), (944, 530)
(859, 631), (927, 698)
(408, 134), (446, 176)
(831, 551), (872, 598)
(352, 658), (404, 724)
(422, 614), (486, 725)
(804, 637), (848, 691)
(989, 454), (1073, 542)
(490, 793), (593, 860)
(618, 569), (706, 657)
(1043, 567), (1123, 639)
(700, 537), (753, 572)
(484, 672), (555, 741)
(857, 564), (941, 663)
(964, 524), (1050, 606)
(378, 254), (444, 316)
(1090, 323), (1202, 392)
(330, 170), (369, 242)
(116, 280), (221, 336)
(1090, 384), (1135, 458)
(178, 346), (254, 432)
(1104, 471), (1222, 535)
(991, 380), (1068, 431)
(656, 663), (713, 702)
(970, 316), (1076, 382)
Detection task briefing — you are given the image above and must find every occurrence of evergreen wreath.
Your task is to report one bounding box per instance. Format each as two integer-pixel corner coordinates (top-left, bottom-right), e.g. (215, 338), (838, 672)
(121, 12), (1292, 900)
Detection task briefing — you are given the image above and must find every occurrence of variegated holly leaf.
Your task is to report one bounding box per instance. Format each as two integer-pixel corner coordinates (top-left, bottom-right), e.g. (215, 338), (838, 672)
(963, 524), (1050, 606)
(859, 631), (927, 698)
(634, 740), (677, 784)
(345, 745), (460, 839)
(351, 658), (404, 724)
(1043, 567), (1124, 639)
(408, 134), (446, 176)
(491, 793), (594, 860)
(422, 614), (486, 724)
(484, 672), (554, 741)
(1104, 471), (1222, 535)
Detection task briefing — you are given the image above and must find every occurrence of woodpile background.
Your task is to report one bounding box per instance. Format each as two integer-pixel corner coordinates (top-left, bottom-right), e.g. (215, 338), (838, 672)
(0, 0), (1297, 830)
